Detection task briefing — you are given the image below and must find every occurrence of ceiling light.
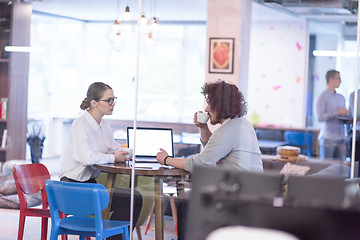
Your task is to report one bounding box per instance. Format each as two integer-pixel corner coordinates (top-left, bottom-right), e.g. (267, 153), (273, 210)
(151, 17), (158, 30)
(151, 17), (157, 24)
(147, 32), (153, 46)
(108, 19), (123, 47)
(313, 50), (360, 57)
(124, 5), (131, 20)
(108, 0), (123, 48)
(5, 46), (46, 52)
(112, 19), (121, 33)
(140, 12), (147, 25)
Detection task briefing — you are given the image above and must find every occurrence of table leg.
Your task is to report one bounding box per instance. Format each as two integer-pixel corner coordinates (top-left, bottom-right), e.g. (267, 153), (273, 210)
(154, 177), (164, 240)
(103, 172), (117, 219)
(176, 181), (186, 199)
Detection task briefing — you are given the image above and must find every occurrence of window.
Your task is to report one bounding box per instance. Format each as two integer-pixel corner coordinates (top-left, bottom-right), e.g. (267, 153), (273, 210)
(28, 13), (206, 124)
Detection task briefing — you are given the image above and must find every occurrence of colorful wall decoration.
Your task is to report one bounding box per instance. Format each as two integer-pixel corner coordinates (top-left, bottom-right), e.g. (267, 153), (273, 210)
(248, 21), (308, 128)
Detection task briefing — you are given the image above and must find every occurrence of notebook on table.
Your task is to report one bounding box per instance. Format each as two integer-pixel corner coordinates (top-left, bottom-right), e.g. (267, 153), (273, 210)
(127, 127), (174, 163)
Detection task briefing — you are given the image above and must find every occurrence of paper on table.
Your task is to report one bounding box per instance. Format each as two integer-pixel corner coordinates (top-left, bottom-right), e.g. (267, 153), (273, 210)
(280, 162), (310, 180)
(129, 162), (154, 169)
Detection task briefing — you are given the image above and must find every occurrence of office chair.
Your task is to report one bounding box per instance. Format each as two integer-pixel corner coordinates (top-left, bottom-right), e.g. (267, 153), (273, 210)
(46, 180), (130, 240)
(256, 129), (284, 141)
(13, 163), (67, 240)
(284, 131), (313, 157)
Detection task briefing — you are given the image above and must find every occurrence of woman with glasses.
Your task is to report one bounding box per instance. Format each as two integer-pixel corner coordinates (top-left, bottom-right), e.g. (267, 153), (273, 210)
(59, 82), (142, 240)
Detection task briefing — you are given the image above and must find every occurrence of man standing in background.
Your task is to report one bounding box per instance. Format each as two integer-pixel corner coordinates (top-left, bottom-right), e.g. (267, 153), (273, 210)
(316, 70), (350, 160)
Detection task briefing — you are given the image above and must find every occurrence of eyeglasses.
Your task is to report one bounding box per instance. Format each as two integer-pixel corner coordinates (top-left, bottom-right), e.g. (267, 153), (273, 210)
(99, 97), (117, 105)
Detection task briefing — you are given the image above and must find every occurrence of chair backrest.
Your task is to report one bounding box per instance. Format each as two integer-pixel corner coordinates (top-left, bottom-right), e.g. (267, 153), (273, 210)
(13, 163), (50, 208)
(256, 129), (284, 141)
(284, 131), (313, 156)
(46, 180), (109, 217)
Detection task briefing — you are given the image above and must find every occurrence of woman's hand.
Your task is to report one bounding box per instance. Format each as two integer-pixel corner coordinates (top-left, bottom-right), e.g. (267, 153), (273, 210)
(114, 150), (130, 162)
(156, 148), (168, 165)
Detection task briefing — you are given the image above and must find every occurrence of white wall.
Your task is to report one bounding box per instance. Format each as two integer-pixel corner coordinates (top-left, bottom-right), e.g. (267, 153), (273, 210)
(247, 20), (308, 128)
(205, 2), (310, 129)
(205, 0), (252, 98)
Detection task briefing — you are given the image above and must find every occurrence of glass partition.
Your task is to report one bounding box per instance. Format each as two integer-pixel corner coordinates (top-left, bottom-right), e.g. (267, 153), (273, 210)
(27, 1), (360, 239)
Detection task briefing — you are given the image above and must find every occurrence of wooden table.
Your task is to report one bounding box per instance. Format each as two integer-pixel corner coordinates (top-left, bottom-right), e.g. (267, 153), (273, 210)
(94, 162), (189, 240)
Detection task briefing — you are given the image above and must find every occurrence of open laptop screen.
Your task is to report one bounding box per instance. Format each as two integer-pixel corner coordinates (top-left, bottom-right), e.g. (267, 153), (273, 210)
(127, 127), (174, 158)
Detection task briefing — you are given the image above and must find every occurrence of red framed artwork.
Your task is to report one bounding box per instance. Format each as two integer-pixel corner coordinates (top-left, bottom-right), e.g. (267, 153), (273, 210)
(209, 38), (234, 74)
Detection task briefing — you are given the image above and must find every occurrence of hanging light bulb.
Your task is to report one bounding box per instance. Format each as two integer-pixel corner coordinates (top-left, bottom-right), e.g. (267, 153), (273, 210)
(108, 19), (123, 49)
(140, 12), (147, 25)
(111, 19), (121, 35)
(151, 17), (158, 31)
(151, 17), (157, 24)
(124, 5), (131, 20)
(147, 32), (153, 47)
(107, 0), (124, 50)
(113, 30), (122, 44)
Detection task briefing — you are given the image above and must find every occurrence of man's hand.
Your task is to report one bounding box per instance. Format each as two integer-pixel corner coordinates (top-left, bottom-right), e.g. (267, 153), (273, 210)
(193, 111), (208, 128)
(338, 107), (350, 116)
(156, 148), (168, 165)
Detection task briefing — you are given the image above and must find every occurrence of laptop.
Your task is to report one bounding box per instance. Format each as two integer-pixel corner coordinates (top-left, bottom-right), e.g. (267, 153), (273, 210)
(127, 127), (174, 163)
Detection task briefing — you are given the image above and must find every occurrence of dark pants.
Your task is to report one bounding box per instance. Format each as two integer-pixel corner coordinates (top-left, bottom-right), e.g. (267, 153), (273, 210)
(60, 176), (143, 240)
(177, 198), (189, 240)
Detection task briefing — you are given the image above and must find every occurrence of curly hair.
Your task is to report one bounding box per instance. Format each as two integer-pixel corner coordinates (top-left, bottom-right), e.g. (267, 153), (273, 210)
(201, 80), (247, 120)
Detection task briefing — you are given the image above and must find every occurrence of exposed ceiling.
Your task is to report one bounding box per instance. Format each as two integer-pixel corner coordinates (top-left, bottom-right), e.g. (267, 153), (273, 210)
(31, 0), (208, 22)
(30, 0), (358, 24)
(259, 0), (358, 22)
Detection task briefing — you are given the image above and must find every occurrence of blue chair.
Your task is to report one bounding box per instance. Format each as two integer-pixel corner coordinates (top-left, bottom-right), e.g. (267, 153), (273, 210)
(284, 131), (313, 157)
(45, 180), (130, 240)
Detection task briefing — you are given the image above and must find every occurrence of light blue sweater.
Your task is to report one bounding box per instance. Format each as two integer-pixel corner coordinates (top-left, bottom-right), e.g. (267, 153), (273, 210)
(185, 117), (263, 173)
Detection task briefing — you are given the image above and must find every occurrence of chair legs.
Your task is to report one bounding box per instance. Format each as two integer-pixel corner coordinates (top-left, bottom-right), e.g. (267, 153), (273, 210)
(17, 210), (69, 240)
(17, 211), (53, 240)
(41, 217), (48, 240)
(17, 211), (26, 240)
(136, 226), (142, 240)
(58, 212), (69, 240)
(169, 195), (178, 237)
(61, 235), (68, 240)
(144, 205), (155, 235)
(144, 194), (178, 237)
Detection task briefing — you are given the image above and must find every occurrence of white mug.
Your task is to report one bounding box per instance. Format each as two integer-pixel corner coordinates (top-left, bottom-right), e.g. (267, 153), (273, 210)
(121, 147), (133, 158)
(197, 112), (209, 124)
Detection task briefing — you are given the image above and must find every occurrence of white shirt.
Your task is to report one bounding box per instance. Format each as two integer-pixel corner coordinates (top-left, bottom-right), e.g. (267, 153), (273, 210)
(59, 111), (122, 181)
(184, 117), (263, 173)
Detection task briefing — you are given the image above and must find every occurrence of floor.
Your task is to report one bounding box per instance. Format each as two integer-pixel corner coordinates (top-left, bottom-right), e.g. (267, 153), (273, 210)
(0, 157), (177, 240)
(0, 207), (177, 240)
